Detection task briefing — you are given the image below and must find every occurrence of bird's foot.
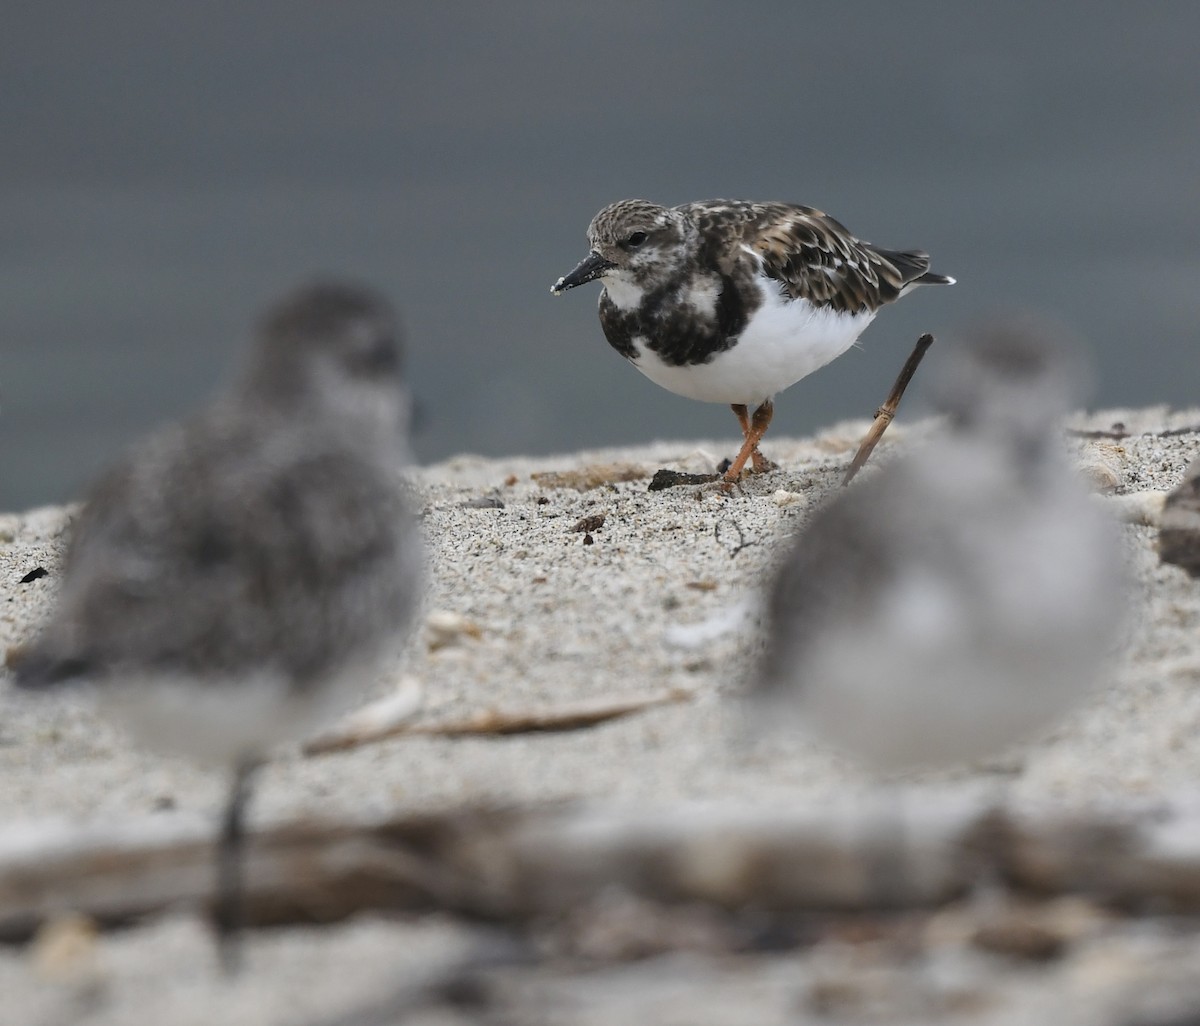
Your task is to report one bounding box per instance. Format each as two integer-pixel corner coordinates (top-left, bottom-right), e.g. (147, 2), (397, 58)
(749, 448), (778, 474)
(716, 448), (777, 482)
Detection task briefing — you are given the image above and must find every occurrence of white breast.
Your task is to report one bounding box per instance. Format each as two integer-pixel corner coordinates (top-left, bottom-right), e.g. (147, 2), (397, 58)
(602, 276), (644, 311)
(627, 274), (875, 405)
(105, 667), (373, 766)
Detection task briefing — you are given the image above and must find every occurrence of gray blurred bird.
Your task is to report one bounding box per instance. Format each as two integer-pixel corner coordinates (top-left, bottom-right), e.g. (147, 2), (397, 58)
(13, 282), (424, 967)
(752, 319), (1128, 771)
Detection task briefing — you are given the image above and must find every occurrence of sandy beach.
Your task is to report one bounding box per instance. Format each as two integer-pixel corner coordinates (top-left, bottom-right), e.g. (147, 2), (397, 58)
(2, 409), (1200, 1025)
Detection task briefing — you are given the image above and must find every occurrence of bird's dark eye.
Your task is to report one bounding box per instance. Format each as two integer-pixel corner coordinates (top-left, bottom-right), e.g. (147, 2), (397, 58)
(625, 231), (648, 248)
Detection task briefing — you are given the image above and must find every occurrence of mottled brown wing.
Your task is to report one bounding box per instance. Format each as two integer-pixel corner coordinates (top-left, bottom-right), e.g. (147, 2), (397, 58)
(752, 206), (930, 314)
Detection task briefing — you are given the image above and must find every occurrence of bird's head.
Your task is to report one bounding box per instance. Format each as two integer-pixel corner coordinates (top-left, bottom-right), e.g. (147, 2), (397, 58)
(551, 200), (691, 296)
(240, 282), (411, 443)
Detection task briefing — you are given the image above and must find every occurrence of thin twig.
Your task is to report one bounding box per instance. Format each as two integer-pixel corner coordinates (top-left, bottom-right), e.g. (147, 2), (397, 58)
(714, 519), (753, 558)
(303, 689), (690, 755)
(405, 690), (690, 739)
(842, 333), (935, 487)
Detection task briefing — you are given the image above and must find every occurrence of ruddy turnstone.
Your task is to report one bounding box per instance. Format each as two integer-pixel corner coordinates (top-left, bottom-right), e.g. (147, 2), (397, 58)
(751, 319), (1128, 771)
(13, 282), (425, 969)
(551, 199), (954, 483)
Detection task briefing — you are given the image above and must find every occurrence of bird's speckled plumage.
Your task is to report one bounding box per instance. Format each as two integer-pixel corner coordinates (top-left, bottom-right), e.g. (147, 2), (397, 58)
(16, 282), (424, 761)
(554, 196), (955, 384)
(552, 197), (954, 482)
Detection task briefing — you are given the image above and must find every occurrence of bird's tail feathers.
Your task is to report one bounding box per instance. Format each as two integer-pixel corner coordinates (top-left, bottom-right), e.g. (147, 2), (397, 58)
(876, 247), (955, 288)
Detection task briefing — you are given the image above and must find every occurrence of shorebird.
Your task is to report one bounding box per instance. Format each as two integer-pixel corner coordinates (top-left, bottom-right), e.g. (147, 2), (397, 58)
(13, 281), (425, 969)
(552, 198), (953, 484)
(751, 319), (1128, 771)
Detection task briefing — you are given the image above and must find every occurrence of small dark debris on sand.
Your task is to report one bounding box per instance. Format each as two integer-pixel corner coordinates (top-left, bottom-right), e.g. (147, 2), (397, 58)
(648, 469), (720, 491)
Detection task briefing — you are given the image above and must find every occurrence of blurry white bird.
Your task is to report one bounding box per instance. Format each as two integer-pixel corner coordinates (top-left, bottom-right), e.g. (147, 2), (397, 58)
(13, 282), (425, 968)
(752, 318), (1129, 771)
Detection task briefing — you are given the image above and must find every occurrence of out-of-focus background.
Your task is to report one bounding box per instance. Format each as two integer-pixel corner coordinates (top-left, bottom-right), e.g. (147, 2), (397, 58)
(3, 3), (1197, 510)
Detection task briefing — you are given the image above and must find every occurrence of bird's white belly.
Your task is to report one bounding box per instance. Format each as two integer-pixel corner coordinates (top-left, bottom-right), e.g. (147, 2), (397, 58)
(630, 287), (875, 405)
(105, 669), (371, 767)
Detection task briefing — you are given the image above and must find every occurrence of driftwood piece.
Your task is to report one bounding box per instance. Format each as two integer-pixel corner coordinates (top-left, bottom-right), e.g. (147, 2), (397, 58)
(842, 333), (935, 486)
(6, 795), (1200, 944)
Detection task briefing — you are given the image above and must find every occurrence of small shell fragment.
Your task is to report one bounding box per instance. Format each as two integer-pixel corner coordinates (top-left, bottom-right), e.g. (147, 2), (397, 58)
(425, 610), (484, 650)
(771, 489), (806, 508)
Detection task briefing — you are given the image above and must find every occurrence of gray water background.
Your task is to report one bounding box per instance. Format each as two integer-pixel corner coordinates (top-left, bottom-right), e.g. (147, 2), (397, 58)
(3, 3), (1198, 510)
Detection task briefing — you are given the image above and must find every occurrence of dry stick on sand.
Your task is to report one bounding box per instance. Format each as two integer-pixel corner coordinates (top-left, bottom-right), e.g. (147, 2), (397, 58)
(303, 688), (691, 756)
(842, 333), (936, 487)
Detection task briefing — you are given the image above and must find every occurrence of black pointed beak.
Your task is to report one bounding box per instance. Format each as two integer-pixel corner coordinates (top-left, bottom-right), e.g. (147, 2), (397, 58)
(550, 251), (616, 295)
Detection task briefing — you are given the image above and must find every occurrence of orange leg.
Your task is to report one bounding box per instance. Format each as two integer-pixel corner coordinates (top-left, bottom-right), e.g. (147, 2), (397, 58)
(723, 400), (775, 483)
(731, 403), (752, 438)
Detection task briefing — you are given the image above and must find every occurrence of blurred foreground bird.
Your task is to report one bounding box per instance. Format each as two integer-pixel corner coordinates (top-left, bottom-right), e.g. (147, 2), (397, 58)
(12, 282), (424, 969)
(752, 319), (1129, 771)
